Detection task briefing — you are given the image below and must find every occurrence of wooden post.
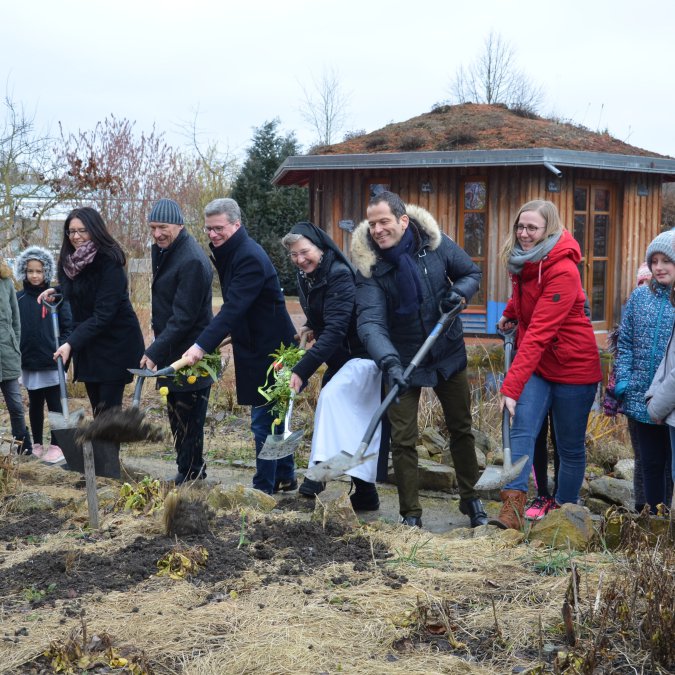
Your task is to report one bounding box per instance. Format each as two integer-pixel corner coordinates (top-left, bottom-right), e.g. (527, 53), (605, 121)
(82, 440), (99, 529)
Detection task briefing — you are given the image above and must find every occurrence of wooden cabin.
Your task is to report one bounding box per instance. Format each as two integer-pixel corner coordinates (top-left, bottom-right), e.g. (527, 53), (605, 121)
(273, 104), (675, 334)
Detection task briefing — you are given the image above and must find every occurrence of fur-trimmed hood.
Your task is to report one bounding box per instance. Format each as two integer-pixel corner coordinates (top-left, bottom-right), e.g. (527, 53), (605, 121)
(350, 204), (444, 278)
(14, 246), (55, 283)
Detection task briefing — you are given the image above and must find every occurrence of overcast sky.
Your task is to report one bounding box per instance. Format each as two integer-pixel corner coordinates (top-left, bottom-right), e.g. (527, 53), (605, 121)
(2, 0), (674, 162)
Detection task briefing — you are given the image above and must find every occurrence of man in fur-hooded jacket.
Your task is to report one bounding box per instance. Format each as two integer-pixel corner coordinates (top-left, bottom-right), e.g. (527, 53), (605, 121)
(352, 190), (487, 528)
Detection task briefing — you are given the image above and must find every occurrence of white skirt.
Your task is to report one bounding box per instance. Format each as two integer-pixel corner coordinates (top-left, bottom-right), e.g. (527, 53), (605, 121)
(309, 358), (382, 482)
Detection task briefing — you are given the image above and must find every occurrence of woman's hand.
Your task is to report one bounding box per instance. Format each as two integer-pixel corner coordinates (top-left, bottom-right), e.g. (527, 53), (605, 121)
(140, 355), (156, 371)
(501, 395), (517, 417)
(289, 373), (304, 393)
(54, 342), (72, 363)
(182, 344), (205, 366)
(497, 316), (517, 332)
(37, 288), (56, 305)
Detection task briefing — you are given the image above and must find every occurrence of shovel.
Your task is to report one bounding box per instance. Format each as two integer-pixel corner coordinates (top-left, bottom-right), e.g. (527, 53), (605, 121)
(42, 296), (85, 460)
(306, 303), (465, 482)
(127, 336), (232, 378)
(257, 334), (308, 461)
(474, 327), (528, 491)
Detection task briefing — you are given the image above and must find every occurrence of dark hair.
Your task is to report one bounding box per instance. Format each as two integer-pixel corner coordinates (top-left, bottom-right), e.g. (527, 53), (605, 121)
(60, 207), (126, 266)
(368, 190), (407, 219)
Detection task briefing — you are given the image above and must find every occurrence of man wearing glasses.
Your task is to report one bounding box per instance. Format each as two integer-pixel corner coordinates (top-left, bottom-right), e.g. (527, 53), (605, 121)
(142, 198), (214, 485)
(183, 198), (298, 495)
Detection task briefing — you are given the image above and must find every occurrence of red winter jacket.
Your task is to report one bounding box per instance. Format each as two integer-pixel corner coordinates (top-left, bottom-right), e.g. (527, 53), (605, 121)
(501, 229), (602, 400)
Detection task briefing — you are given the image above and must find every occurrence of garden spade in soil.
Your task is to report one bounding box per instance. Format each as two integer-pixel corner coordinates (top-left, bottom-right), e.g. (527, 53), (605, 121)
(307, 304), (465, 482)
(42, 296), (85, 463)
(474, 327), (528, 491)
(257, 334), (308, 460)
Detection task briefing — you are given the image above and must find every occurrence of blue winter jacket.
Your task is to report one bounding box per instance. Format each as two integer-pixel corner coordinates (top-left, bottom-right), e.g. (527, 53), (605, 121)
(615, 283), (675, 422)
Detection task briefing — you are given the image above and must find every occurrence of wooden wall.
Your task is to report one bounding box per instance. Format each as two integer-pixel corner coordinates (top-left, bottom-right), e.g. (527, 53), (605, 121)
(306, 166), (665, 329)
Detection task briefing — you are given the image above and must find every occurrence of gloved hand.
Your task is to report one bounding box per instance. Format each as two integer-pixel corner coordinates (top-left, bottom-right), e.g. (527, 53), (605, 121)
(381, 356), (409, 395)
(440, 290), (466, 314)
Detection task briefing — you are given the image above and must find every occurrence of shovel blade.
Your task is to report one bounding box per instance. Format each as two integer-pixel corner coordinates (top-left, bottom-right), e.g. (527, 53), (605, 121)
(258, 430), (304, 460)
(305, 443), (373, 481)
(48, 408), (85, 431)
(128, 368), (155, 377)
(474, 455), (528, 491)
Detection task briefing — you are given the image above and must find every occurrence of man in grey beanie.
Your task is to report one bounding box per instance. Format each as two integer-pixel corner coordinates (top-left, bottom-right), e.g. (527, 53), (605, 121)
(140, 198), (214, 484)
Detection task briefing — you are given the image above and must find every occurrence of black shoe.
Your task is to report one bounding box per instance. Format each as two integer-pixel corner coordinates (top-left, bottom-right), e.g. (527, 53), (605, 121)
(274, 478), (298, 493)
(459, 498), (489, 527)
(299, 477), (326, 498)
(349, 478), (380, 511)
(400, 515), (422, 527)
(174, 466), (206, 485)
(15, 428), (33, 455)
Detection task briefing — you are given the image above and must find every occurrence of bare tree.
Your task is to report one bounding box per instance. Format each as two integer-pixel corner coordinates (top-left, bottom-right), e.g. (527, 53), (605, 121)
(0, 95), (72, 252)
(58, 116), (197, 257)
(299, 67), (350, 147)
(449, 31), (544, 113)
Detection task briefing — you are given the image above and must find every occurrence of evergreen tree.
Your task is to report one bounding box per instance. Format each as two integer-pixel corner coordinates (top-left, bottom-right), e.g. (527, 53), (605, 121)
(232, 119), (308, 294)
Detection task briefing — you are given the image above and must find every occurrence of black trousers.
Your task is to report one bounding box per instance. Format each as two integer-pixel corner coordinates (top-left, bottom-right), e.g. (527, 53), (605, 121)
(27, 385), (61, 445)
(167, 386), (211, 477)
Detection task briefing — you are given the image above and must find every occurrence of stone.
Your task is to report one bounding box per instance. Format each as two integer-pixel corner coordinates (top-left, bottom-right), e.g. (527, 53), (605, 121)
(587, 476), (633, 509)
(472, 428), (494, 456)
(386, 458), (458, 492)
(584, 497), (613, 516)
(613, 458), (634, 483)
(420, 428), (446, 457)
(206, 484), (276, 512)
(528, 503), (596, 551)
(8, 491), (55, 513)
(311, 493), (360, 531)
(416, 445), (431, 460)
(498, 528), (526, 547)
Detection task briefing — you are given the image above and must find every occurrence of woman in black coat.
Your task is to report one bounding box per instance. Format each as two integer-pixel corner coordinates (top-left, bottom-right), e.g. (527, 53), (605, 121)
(40, 207), (144, 416)
(282, 222), (382, 510)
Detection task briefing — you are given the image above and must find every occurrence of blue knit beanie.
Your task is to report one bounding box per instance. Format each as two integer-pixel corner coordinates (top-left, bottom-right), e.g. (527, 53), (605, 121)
(148, 198), (184, 225)
(645, 229), (675, 269)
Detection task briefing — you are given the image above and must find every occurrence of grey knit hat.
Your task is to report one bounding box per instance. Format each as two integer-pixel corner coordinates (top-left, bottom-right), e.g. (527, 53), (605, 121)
(148, 198), (184, 225)
(645, 229), (675, 269)
(14, 246), (55, 283)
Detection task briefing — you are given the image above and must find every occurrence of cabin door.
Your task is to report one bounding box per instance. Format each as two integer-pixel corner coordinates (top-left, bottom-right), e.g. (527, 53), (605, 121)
(572, 183), (614, 330)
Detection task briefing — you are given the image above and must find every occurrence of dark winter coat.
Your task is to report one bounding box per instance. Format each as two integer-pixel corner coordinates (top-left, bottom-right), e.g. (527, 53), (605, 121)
(17, 281), (72, 371)
(145, 229), (213, 392)
(0, 263), (21, 381)
(501, 229), (602, 400)
(292, 249), (367, 384)
(59, 251), (144, 383)
(196, 226), (297, 406)
(351, 204), (481, 388)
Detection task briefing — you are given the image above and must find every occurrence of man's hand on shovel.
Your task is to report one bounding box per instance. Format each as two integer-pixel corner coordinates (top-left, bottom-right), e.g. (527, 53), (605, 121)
(139, 355), (156, 372)
(182, 344), (205, 366)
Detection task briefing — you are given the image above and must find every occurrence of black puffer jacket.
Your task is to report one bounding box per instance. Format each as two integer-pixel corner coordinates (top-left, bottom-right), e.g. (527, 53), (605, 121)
(59, 251), (145, 383)
(196, 226), (297, 406)
(145, 229), (213, 392)
(352, 204), (481, 387)
(17, 281), (72, 371)
(292, 249), (367, 383)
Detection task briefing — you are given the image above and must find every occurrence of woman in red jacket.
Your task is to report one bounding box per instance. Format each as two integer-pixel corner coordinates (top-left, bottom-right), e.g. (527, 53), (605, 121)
(494, 200), (602, 529)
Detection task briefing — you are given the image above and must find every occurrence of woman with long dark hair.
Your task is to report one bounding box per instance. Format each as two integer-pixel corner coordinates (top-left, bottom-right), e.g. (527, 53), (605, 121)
(39, 207), (144, 416)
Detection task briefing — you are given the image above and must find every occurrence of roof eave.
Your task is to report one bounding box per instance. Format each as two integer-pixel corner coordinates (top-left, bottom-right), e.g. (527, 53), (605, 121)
(273, 148), (675, 186)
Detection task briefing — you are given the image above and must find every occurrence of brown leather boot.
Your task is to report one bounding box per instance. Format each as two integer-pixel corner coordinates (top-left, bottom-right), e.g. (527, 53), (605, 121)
(489, 490), (527, 530)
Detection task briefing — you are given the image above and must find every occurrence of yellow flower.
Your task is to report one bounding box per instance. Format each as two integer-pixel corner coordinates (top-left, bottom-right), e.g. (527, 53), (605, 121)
(187, 375), (197, 384)
(272, 417), (281, 426)
(159, 386), (169, 396)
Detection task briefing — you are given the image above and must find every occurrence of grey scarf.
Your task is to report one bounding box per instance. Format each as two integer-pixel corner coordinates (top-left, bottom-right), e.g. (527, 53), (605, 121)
(507, 233), (562, 275)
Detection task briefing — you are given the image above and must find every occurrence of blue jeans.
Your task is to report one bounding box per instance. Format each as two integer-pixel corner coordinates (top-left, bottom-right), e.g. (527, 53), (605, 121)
(505, 374), (597, 504)
(250, 402), (295, 494)
(1, 378), (27, 438)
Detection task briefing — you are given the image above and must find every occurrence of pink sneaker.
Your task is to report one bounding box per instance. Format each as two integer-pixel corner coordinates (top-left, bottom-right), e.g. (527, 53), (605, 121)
(525, 496), (557, 520)
(42, 445), (65, 464)
(32, 443), (45, 459)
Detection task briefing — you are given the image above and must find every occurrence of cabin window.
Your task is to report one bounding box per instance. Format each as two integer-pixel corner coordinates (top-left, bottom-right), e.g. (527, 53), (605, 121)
(459, 179), (487, 306)
(573, 182), (614, 328)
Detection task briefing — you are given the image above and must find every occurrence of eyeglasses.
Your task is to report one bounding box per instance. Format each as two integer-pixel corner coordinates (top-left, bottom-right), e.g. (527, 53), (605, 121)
(203, 226), (226, 235)
(515, 224), (545, 234)
(289, 248), (315, 260)
(66, 228), (89, 237)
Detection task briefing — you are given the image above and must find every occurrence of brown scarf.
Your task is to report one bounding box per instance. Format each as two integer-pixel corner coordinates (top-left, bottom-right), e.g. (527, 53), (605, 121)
(62, 240), (98, 279)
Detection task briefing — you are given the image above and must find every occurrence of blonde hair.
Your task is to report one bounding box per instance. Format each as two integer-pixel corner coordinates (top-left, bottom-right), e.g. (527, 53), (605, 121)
(499, 200), (565, 266)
